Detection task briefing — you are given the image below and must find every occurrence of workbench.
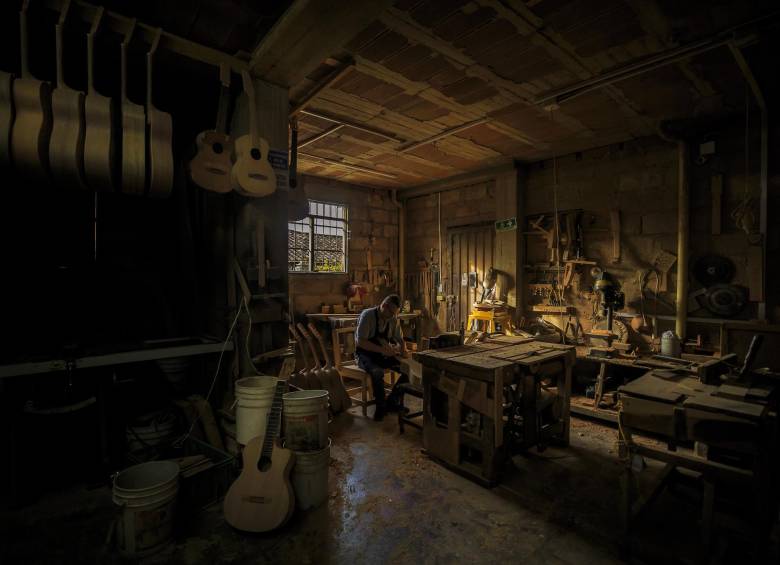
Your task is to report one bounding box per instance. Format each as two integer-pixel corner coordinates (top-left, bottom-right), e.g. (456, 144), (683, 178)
(415, 336), (575, 485)
(618, 370), (778, 562)
(306, 311), (422, 351)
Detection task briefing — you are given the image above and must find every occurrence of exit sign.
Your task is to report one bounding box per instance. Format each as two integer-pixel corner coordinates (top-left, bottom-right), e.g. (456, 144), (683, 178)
(495, 217), (517, 232)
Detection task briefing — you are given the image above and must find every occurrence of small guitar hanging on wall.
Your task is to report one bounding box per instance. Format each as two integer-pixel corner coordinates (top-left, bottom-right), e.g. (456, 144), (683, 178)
(188, 63), (234, 193)
(230, 70), (276, 198)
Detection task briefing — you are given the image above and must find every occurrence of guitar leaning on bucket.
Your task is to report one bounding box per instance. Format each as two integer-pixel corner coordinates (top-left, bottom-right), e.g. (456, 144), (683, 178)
(223, 379), (294, 532)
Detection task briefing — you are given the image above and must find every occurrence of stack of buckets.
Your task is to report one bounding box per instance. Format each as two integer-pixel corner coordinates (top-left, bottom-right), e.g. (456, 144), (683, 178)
(283, 390), (331, 510)
(234, 377), (331, 511)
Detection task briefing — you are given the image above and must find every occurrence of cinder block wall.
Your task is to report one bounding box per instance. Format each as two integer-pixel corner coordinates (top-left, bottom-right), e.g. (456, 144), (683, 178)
(289, 175), (400, 319)
(401, 128), (768, 344)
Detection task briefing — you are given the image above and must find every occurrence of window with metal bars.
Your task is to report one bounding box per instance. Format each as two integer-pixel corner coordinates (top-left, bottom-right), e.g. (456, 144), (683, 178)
(288, 200), (348, 273)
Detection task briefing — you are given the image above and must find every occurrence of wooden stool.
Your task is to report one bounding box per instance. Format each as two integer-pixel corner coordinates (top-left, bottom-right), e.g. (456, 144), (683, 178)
(339, 361), (396, 417)
(466, 306), (514, 333)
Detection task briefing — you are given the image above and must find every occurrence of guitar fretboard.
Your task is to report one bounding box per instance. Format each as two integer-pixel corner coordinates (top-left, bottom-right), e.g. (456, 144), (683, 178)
(261, 380), (286, 460)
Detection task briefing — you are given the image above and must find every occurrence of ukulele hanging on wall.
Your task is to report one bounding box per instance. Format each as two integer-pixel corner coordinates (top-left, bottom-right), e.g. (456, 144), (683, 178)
(119, 19), (146, 196)
(188, 63), (234, 193)
(230, 70), (276, 198)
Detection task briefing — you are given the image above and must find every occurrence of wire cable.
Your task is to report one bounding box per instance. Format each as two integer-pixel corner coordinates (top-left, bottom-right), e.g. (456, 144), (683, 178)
(173, 296), (245, 448)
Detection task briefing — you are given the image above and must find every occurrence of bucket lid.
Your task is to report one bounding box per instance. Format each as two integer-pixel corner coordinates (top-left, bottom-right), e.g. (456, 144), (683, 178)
(283, 390), (328, 402)
(113, 461), (180, 492)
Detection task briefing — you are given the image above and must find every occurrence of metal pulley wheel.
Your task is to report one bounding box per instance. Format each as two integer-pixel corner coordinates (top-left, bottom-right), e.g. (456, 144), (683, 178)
(702, 284), (746, 317)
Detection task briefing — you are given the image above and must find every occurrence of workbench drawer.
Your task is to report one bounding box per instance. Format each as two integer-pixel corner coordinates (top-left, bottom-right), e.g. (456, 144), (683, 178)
(619, 395), (678, 438)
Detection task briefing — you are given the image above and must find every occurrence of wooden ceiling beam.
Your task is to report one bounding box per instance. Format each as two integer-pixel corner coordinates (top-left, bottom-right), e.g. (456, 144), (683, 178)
(488, 0), (656, 136)
(250, 0), (394, 87)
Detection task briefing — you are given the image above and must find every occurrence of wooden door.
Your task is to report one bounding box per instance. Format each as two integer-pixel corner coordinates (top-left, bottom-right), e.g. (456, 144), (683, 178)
(448, 224), (495, 331)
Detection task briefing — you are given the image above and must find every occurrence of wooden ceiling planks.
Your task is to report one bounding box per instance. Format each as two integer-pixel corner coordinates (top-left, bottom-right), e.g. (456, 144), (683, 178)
(281, 0), (771, 187)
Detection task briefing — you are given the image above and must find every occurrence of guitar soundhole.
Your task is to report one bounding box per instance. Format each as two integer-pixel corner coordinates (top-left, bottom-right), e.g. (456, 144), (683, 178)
(212, 142), (224, 154)
(257, 455), (272, 472)
(250, 148), (262, 161)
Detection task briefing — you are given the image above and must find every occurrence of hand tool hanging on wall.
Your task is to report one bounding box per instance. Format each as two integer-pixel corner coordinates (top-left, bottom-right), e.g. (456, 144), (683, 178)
(287, 116), (309, 220)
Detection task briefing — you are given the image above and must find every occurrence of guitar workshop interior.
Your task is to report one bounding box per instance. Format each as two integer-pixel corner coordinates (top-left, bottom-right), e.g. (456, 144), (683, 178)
(3, 0), (780, 563)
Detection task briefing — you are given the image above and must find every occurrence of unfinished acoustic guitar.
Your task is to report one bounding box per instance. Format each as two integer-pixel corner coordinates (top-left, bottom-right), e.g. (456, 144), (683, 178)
(49, 0), (86, 190)
(0, 70), (14, 169)
(120, 19), (146, 196)
(11, 1), (53, 183)
(83, 7), (115, 192)
(223, 380), (294, 532)
(146, 28), (173, 198)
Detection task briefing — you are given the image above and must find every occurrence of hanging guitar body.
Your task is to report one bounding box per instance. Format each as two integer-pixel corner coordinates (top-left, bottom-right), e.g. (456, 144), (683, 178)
(189, 64), (233, 193)
(0, 71), (14, 169)
(49, 4), (86, 190)
(11, 5), (53, 183)
(231, 71), (276, 198)
(146, 29), (173, 198)
(224, 380), (294, 532)
(120, 20), (146, 196)
(83, 7), (115, 192)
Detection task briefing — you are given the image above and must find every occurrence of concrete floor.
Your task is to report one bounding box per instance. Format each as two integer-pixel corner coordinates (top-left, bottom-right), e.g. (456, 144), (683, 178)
(2, 401), (775, 564)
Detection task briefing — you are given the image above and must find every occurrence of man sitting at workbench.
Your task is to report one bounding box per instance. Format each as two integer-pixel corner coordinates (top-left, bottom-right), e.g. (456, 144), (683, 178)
(355, 294), (409, 421)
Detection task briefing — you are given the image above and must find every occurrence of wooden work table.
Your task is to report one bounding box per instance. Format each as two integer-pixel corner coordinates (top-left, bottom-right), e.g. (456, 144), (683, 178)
(618, 370), (778, 561)
(415, 336), (576, 485)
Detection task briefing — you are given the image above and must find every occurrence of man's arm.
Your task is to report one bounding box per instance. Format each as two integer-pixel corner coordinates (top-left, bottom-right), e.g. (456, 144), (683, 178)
(393, 319), (408, 357)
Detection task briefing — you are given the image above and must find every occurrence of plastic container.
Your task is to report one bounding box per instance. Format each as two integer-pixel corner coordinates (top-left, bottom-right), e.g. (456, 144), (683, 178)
(661, 331), (681, 358)
(291, 438), (331, 510)
(235, 376), (278, 445)
(126, 412), (177, 452)
(112, 461), (180, 557)
(283, 390), (329, 451)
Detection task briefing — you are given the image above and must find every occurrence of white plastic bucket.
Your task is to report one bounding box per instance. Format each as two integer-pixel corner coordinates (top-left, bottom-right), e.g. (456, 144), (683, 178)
(126, 413), (176, 452)
(291, 438), (331, 510)
(235, 376), (278, 445)
(283, 390), (329, 451)
(112, 461), (180, 557)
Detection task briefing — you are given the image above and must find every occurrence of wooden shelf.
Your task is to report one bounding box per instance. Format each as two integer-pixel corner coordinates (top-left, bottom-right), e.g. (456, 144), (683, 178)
(0, 337), (232, 379)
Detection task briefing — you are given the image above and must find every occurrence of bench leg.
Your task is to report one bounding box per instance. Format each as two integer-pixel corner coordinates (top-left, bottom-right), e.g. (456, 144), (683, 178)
(362, 378), (368, 417)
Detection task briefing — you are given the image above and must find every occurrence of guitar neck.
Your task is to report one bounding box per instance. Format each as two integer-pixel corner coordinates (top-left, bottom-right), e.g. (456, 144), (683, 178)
(260, 380), (286, 460)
